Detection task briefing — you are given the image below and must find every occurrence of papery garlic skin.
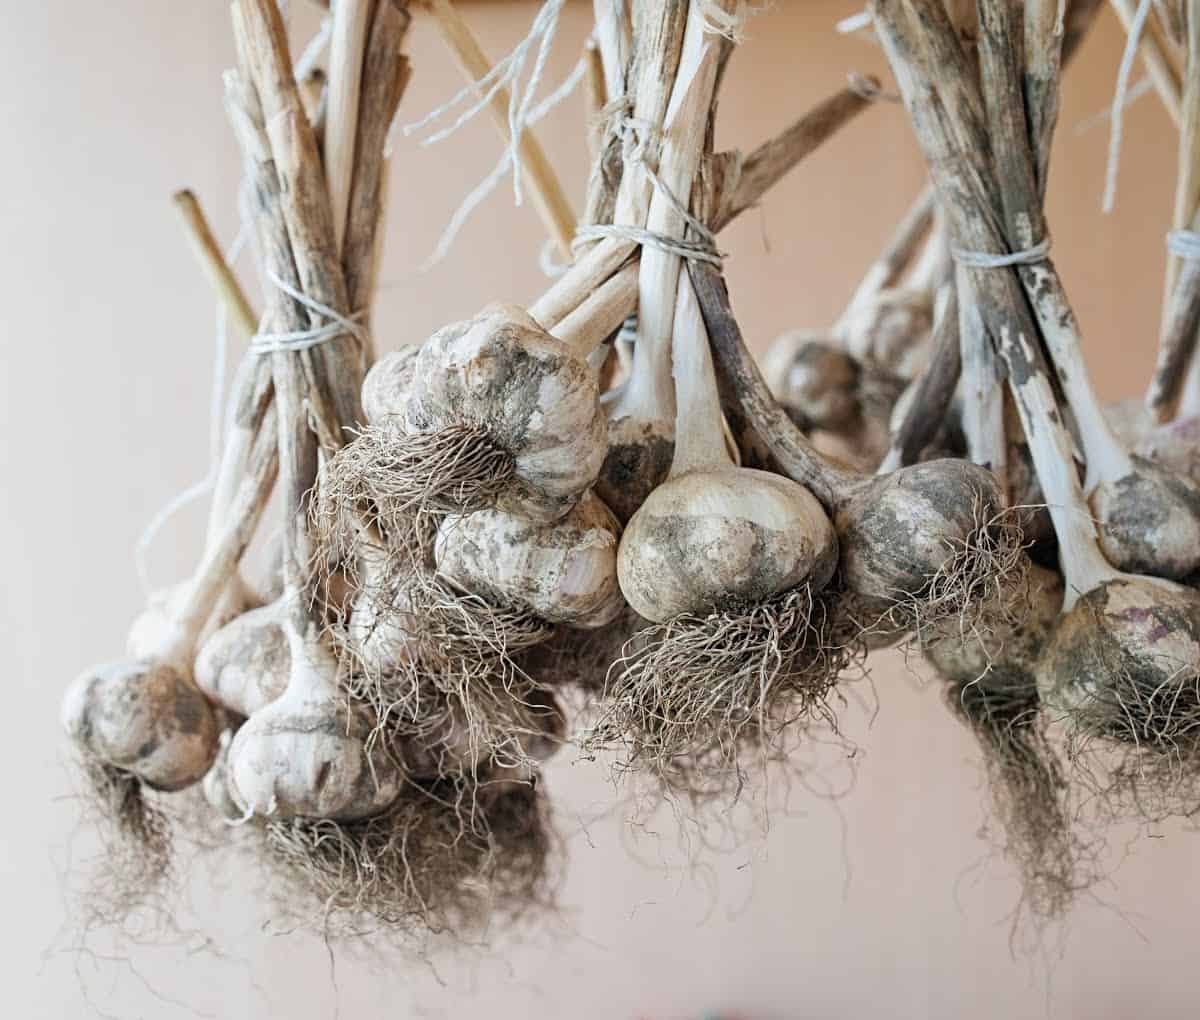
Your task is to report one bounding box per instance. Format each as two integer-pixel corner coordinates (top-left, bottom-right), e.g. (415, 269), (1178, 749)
(617, 467), (838, 623)
(764, 331), (860, 431)
(436, 491), (624, 628)
(194, 602), (290, 717)
(405, 304), (607, 521)
(227, 635), (402, 822)
(127, 577), (255, 662)
(202, 731), (243, 821)
(362, 344), (418, 426)
(62, 660), (220, 792)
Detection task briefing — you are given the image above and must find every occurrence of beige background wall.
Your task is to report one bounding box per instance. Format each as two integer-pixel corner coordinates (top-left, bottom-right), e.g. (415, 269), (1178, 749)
(4, 2), (1196, 1018)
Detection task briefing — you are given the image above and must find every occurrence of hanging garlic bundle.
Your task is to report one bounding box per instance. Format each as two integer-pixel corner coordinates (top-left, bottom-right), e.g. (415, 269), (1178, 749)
(873, 0), (1200, 841)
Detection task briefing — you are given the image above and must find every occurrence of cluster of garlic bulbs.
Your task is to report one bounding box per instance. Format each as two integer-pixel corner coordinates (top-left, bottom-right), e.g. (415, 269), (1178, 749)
(62, 0), (1200, 942)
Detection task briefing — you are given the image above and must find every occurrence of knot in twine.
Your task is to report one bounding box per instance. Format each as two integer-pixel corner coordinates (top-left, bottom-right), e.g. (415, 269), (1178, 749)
(846, 71), (901, 104)
(952, 236), (1052, 269)
(574, 103), (724, 266)
(1167, 230), (1200, 260)
(250, 271), (368, 357)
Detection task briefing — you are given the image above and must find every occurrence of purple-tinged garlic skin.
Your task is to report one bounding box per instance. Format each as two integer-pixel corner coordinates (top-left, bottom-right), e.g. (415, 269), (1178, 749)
(617, 467), (838, 623)
(194, 602), (290, 717)
(923, 562), (1063, 686)
(594, 415), (675, 525)
(62, 660), (220, 792)
(405, 304), (607, 521)
(227, 636), (403, 822)
(435, 491), (624, 628)
(835, 459), (1005, 606)
(361, 344), (418, 427)
(1037, 578), (1200, 728)
(1089, 457), (1200, 581)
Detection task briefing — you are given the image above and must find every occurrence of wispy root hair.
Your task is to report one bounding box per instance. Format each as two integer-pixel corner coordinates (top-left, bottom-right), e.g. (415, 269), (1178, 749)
(947, 672), (1098, 924)
(583, 585), (854, 795)
(260, 774), (557, 939)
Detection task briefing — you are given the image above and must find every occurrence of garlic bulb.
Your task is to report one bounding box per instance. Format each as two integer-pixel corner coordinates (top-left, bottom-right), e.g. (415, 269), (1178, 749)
(194, 600), (290, 717)
(1037, 577), (1200, 729)
(62, 658), (219, 792)
(361, 343), (418, 426)
(127, 575), (256, 662)
(405, 304), (607, 520)
(227, 625), (403, 821)
(763, 331), (860, 431)
(620, 466), (837, 623)
(436, 491), (624, 628)
(1088, 457), (1200, 580)
(593, 415), (675, 525)
(618, 273), (837, 623)
(835, 458), (1008, 611)
(202, 730), (243, 821)
(923, 561), (1063, 686)
(840, 286), (933, 376)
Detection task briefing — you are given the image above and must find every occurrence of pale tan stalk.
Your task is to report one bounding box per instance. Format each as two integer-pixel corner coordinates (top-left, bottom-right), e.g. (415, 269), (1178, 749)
(618, 0), (728, 425)
(325, 0), (376, 254)
(236, 0), (364, 440)
(342, 0), (413, 330)
(172, 189), (259, 340)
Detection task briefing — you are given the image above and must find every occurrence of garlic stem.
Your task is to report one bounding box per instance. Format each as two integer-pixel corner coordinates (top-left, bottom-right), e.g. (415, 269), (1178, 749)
(324, 0), (372, 255)
(531, 81), (875, 334)
(668, 271), (730, 476)
(553, 262), (639, 357)
(957, 266), (1007, 489)
(624, 0), (726, 426)
(873, 0), (1119, 608)
(592, 0), (630, 103)
(168, 413), (279, 667)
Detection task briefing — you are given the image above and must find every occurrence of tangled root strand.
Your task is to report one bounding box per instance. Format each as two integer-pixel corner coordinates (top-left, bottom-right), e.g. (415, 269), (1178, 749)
(584, 586), (852, 795)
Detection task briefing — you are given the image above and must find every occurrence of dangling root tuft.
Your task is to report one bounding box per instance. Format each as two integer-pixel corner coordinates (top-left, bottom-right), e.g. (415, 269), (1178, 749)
(340, 566), (557, 772)
(948, 674), (1098, 924)
(260, 775), (557, 939)
(73, 756), (174, 925)
(584, 586), (853, 795)
(317, 420), (515, 540)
